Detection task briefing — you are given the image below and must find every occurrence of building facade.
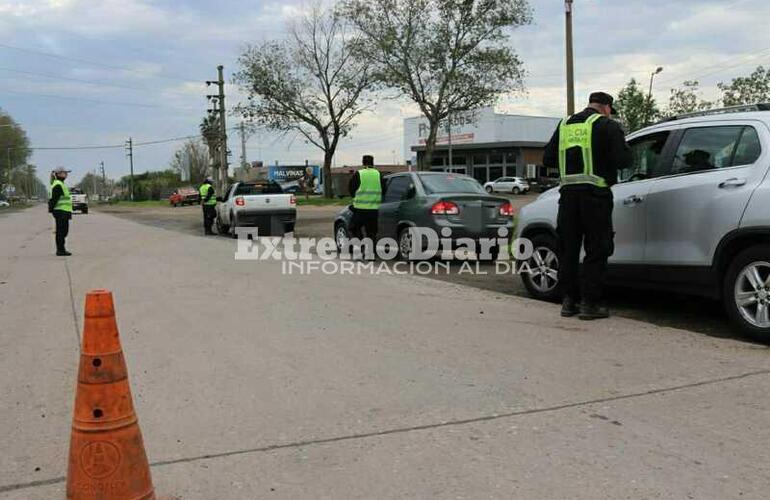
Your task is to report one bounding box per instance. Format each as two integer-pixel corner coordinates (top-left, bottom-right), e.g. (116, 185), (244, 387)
(403, 108), (560, 184)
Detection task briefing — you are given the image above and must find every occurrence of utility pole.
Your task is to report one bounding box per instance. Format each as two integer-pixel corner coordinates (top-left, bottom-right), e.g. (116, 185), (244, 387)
(125, 138), (134, 201)
(565, 0), (575, 115)
(447, 112), (453, 171)
(206, 66), (228, 193)
(239, 121), (248, 173)
(99, 161), (106, 199)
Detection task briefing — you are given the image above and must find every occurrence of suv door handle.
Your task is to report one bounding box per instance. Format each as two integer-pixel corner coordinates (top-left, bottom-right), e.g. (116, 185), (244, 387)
(622, 195), (644, 206)
(719, 178), (747, 188)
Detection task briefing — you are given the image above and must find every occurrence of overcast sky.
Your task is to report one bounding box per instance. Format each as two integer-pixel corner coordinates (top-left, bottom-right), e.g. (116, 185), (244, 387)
(1, 0), (768, 184)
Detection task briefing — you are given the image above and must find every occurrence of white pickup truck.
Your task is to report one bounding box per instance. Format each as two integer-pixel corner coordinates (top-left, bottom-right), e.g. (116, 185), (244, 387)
(70, 188), (88, 214)
(215, 181), (296, 237)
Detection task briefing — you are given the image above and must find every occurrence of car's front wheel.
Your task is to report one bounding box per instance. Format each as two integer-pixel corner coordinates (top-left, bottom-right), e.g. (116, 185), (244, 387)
(520, 233), (561, 302)
(512, 187), (520, 195)
(724, 244), (770, 343)
(216, 215), (229, 235)
(485, 186), (493, 193)
(335, 223), (349, 252)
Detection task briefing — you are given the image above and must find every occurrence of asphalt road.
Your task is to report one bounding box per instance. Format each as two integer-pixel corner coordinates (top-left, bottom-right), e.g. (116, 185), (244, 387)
(2, 205), (770, 499)
(97, 197), (740, 341)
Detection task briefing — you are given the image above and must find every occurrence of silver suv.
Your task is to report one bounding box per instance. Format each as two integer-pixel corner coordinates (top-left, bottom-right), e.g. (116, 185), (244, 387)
(515, 104), (770, 341)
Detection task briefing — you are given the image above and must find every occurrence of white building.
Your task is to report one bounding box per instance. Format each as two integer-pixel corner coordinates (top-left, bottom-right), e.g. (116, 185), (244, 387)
(403, 107), (560, 183)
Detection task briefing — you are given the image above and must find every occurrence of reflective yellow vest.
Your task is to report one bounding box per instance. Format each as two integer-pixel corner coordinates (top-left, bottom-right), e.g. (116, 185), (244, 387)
(199, 183), (217, 206)
(558, 113), (608, 188)
(353, 168), (382, 210)
(51, 179), (73, 213)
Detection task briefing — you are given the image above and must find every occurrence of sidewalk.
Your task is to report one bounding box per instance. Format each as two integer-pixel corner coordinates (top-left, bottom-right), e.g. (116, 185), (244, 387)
(1, 206), (769, 499)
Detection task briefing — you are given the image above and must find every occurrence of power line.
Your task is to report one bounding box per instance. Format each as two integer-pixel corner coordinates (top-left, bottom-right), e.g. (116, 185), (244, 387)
(16, 127), (243, 151)
(0, 43), (203, 85)
(0, 87), (200, 111)
(0, 67), (202, 97)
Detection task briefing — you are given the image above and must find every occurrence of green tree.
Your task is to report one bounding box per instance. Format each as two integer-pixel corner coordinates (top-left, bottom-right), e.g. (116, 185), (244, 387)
(339, 0), (531, 170)
(718, 65), (770, 106)
(615, 78), (659, 133)
(666, 80), (713, 116)
(9, 164), (45, 199)
(235, 5), (373, 197)
(0, 109), (31, 195)
(117, 170), (181, 201)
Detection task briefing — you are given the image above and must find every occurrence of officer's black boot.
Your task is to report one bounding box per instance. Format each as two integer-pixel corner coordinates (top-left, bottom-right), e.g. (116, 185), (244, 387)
(561, 296), (579, 317)
(579, 303), (610, 320)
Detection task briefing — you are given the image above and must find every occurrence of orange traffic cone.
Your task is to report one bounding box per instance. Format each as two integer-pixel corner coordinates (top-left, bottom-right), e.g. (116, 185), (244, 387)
(66, 289), (156, 500)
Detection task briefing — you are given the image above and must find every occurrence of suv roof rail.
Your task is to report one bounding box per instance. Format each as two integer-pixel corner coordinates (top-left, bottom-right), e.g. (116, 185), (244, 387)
(660, 103), (770, 123)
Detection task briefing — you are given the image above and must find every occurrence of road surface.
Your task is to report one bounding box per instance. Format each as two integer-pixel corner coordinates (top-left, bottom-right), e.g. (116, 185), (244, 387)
(98, 197), (737, 338)
(1, 206), (768, 499)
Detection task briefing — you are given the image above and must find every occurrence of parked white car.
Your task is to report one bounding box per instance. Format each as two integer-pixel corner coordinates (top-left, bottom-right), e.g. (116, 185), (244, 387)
(484, 176), (530, 195)
(215, 181), (296, 237)
(515, 104), (770, 341)
(0, 200), (9, 208)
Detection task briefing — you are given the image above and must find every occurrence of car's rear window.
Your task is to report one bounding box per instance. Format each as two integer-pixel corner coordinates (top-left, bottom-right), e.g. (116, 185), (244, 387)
(418, 174), (486, 194)
(235, 182), (283, 195)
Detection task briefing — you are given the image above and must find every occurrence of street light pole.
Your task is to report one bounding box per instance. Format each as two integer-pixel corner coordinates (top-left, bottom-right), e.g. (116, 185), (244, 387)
(646, 66), (664, 125)
(565, 0), (575, 115)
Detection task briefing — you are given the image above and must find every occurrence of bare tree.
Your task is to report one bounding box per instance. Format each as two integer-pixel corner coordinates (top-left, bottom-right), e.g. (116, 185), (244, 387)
(200, 115), (221, 185)
(170, 139), (210, 184)
(234, 5), (372, 197)
(339, 0), (531, 169)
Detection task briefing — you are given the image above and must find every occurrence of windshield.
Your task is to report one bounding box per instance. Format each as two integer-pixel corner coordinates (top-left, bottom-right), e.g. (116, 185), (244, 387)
(418, 174), (486, 194)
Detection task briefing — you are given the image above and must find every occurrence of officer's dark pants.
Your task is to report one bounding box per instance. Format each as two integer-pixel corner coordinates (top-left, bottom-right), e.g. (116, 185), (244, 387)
(350, 208), (378, 240)
(556, 187), (614, 305)
(202, 205), (216, 234)
(53, 210), (71, 253)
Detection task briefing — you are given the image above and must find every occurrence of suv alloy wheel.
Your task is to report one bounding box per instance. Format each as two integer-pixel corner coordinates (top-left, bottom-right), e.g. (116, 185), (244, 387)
(724, 244), (770, 343)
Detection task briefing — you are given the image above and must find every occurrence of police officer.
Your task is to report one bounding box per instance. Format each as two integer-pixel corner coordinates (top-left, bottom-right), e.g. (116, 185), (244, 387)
(542, 92), (630, 320)
(48, 166), (73, 256)
(199, 177), (217, 235)
(348, 155), (385, 241)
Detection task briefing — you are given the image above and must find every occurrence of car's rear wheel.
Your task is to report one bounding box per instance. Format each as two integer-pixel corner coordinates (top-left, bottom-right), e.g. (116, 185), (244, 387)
(81, 207), (88, 214)
(485, 186), (493, 193)
(512, 187), (520, 195)
(724, 244), (770, 343)
(520, 233), (560, 302)
(398, 227), (414, 260)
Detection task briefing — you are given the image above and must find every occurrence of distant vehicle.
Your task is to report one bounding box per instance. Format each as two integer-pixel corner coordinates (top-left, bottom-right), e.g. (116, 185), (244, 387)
(483, 176), (530, 195)
(169, 187), (200, 207)
(516, 104), (770, 341)
(334, 172), (514, 260)
(70, 188), (88, 214)
(215, 181), (297, 237)
(0, 200), (9, 208)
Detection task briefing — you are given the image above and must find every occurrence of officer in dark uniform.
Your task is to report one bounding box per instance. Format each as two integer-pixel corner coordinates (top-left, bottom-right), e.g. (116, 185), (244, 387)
(48, 166), (74, 256)
(542, 92), (630, 320)
(199, 177), (217, 235)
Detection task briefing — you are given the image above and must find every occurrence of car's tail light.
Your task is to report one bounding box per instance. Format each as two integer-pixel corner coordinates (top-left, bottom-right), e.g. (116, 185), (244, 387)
(290, 194), (296, 205)
(235, 196), (245, 206)
(499, 201), (514, 217)
(431, 201), (460, 215)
